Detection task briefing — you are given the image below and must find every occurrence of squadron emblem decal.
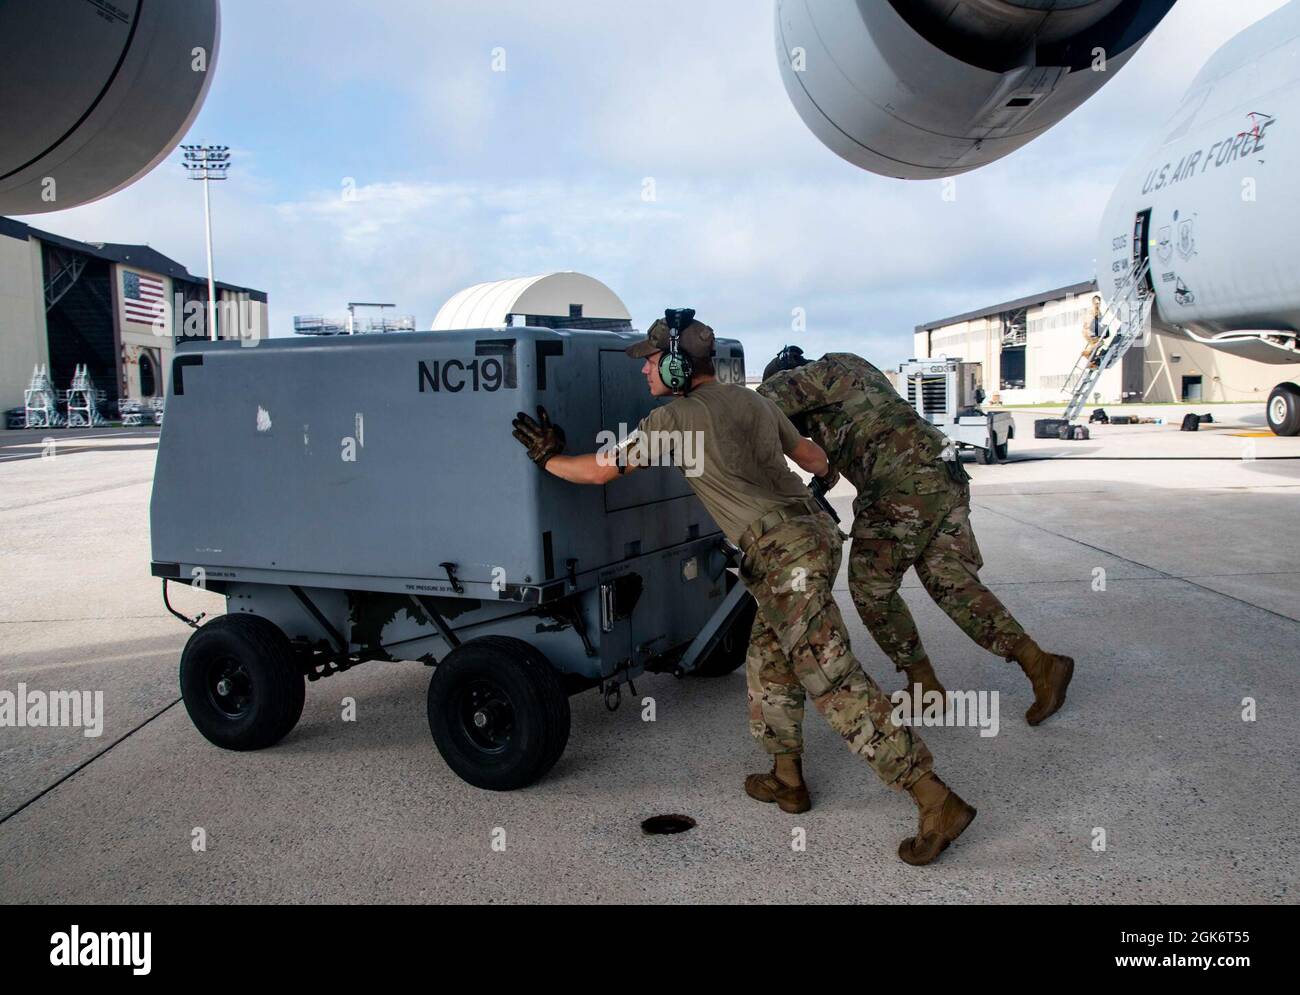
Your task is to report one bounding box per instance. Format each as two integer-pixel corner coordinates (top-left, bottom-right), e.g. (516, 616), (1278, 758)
(1156, 225), (1173, 264)
(1177, 217), (1196, 259)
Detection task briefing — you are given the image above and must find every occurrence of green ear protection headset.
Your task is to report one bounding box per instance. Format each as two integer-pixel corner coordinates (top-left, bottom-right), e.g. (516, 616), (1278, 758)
(659, 307), (696, 394)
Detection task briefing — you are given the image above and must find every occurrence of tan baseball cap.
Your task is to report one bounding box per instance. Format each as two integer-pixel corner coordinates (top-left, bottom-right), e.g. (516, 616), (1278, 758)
(625, 318), (716, 360)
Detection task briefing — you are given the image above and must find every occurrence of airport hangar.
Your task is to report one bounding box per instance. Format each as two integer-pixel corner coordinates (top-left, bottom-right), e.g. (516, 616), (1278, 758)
(914, 280), (1300, 406)
(0, 216), (268, 419)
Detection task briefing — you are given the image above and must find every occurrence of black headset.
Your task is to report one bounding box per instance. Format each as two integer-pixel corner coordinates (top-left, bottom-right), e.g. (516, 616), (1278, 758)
(776, 344), (806, 370)
(762, 344), (808, 382)
(659, 307), (696, 393)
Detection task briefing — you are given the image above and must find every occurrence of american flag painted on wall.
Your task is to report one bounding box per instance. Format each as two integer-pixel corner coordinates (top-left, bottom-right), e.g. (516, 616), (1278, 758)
(123, 270), (167, 326)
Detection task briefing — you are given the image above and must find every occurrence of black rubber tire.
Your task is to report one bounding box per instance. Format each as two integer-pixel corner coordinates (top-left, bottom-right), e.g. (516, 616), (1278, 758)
(994, 439), (1010, 461)
(1266, 383), (1300, 436)
(975, 445), (994, 465)
(489, 636), (570, 775)
(692, 590), (758, 678)
(179, 614), (306, 751)
(427, 636), (570, 791)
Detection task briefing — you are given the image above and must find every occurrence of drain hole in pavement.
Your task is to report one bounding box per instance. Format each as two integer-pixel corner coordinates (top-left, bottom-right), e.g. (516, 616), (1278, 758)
(641, 814), (696, 835)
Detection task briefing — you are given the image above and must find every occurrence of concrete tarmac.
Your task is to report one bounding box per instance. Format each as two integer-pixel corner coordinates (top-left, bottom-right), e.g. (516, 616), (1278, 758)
(1, 409), (1298, 904)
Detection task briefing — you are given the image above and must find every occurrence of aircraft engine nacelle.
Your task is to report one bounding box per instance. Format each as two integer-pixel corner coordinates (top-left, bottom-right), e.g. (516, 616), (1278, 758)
(0, 0), (220, 215)
(776, 0), (1175, 179)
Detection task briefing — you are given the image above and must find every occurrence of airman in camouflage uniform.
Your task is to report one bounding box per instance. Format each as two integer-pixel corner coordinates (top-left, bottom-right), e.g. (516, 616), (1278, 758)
(513, 318), (977, 864)
(741, 504), (933, 793)
(758, 350), (1075, 726)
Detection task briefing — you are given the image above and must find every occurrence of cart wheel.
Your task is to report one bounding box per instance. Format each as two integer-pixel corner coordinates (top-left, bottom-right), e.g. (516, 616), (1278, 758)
(975, 444), (994, 465)
(994, 438), (1010, 461)
(427, 636), (570, 790)
(179, 614), (306, 751)
(692, 591), (758, 678)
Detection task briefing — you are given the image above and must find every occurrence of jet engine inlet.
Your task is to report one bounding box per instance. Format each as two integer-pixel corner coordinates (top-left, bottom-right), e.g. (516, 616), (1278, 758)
(0, 0), (221, 215)
(911, 0), (1128, 50)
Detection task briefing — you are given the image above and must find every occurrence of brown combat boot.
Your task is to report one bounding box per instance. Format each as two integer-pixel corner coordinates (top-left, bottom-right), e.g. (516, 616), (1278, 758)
(900, 657), (947, 704)
(898, 773), (976, 866)
(745, 756), (811, 814)
(1009, 634), (1075, 726)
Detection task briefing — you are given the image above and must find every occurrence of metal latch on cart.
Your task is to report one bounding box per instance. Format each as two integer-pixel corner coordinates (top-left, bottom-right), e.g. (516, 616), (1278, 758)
(598, 573), (644, 633)
(438, 561), (464, 594)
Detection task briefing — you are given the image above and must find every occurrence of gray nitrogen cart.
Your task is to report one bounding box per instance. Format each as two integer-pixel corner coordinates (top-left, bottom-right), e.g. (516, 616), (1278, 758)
(150, 327), (756, 789)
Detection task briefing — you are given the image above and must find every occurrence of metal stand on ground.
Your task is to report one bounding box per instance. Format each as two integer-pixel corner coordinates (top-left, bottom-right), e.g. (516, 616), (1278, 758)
(65, 364), (106, 428)
(23, 365), (63, 429)
(119, 397), (164, 427)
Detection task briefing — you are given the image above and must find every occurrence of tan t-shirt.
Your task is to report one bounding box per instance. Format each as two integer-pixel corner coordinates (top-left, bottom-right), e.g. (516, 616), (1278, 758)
(623, 382), (812, 544)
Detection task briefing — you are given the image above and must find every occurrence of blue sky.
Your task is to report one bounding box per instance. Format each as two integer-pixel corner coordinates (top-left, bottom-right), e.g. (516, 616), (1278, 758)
(16, 0), (1289, 369)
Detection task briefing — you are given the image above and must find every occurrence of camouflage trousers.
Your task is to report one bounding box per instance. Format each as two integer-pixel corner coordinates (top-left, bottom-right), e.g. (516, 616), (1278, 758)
(849, 467), (1025, 672)
(741, 510), (933, 791)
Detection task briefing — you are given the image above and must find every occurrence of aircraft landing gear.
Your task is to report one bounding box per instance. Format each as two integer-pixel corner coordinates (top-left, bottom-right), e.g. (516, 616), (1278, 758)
(1266, 382), (1300, 436)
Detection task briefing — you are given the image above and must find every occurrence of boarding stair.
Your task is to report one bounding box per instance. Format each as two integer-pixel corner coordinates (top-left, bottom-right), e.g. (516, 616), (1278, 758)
(1062, 258), (1153, 422)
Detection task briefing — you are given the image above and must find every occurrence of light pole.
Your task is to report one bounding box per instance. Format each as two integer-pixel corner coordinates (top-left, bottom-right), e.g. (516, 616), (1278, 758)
(181, 144), (230, 341)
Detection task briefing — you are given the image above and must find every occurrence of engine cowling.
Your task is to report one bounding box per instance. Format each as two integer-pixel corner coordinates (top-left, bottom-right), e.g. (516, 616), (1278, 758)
(776, 0), (1175, 179)
(0, 0), (220, 215)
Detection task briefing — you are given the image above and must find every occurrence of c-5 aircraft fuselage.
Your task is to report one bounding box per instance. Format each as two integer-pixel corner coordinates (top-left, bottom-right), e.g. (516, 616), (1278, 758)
(1098, 4), (1300, 337)
(1096, 0), (1300, 432)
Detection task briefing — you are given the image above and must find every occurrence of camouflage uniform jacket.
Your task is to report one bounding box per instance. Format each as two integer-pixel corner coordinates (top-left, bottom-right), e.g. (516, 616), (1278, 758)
(757, 353), (954, 528)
